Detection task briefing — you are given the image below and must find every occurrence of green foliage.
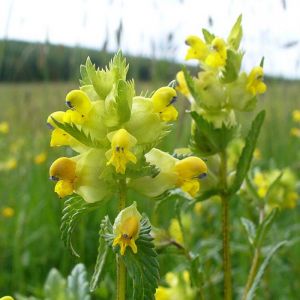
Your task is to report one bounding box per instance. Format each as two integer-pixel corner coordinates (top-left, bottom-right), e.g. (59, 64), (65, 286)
(221, 49), (243, 83)
(254, 208), (278, 248)
(51, 117), (106, 148)
(246, 241), (287, 300)
(89, 217), (111, 292)
(202, 29), (215, 44)
(230, 110), (266, 194)
(61, 197), (103, 257)
(44, 269), (67, 300)
(227, 14), (243, 50)
(241, 217), (256, 245)
(116, 79), (135, 123)
(67, 264), (91, 300)
(190, 111), (238, 156)
(122, 217), (159, 300)
(182, 68), (202, 106)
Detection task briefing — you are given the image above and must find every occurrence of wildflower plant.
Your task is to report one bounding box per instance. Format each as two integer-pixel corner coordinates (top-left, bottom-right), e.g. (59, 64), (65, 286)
(174, 15), (289, 300)
(47, 52), (207, 299)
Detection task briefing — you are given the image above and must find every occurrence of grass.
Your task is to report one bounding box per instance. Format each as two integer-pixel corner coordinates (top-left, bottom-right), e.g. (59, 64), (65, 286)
(0, 79), (299, 298)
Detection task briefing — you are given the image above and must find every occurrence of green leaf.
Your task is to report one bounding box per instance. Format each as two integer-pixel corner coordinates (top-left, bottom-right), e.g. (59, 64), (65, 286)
(61, 197), (103, 257)
(44, 268), (67, 300)
(81, 57), (114, 100)
(259, 57), (265, 67)
(227, 14), (243, 50)
(188, 188), (220, 208)
(122, 217), (159, 300)
(246, 241), (287, 300)
(182, 68), (202, 105)
(52, 117), (106, 148)
(241, 217), (256, 245)
(190, 111), (238, 156)
(202, 28), (215, 44)
(254, 208), (278, 248)
(116, 79), (135, 123)
(67, 264), (91, 300)
(229, 110), (265, 194)
(264, 172), (283, 203)
(89, 219), (110, 292)
(109, 50), (129, 82)
(221, 49), (243, 83)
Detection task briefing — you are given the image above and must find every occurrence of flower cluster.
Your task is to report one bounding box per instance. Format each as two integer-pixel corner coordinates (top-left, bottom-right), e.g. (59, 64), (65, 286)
(47, 52), (208, 256)
(176, 15), (267, 129)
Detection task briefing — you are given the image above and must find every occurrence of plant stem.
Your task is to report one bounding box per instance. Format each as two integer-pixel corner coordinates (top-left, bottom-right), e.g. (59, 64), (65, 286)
(241, 249), (260, 300)
(220, 151), (232, 300)
(116, 178), (127, 300)
(241, 207), (264, 300)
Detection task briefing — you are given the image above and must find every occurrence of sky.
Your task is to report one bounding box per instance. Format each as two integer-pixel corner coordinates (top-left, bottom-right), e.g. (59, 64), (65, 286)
(1, 0), (299, 78)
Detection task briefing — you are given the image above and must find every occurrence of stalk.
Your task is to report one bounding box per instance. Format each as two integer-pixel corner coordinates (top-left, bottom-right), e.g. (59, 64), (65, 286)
(220, 151), (232, 300)
(116, 178), (127, 300)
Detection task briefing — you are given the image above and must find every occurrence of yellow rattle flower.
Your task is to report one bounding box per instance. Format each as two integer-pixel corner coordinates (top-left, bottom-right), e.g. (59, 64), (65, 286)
(112, 202), (142, 255)
(185, 35), (208, 61)
(246, 66), (267, 96)
(151, 87), (178, 122)
(106, 129), (137, 174)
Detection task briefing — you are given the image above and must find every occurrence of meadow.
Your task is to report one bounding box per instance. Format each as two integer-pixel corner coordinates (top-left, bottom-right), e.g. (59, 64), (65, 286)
(0, 74), (299, 299)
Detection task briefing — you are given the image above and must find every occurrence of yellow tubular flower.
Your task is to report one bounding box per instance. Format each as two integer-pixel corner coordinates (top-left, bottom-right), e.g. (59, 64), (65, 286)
(185, 35), (208, 61)
(290, 127), (300, 137)
(0, 122), (9, 134)
(106, 129), (137, 174)
(0, 297), (14, 300)
(176, 71), (190, 97)
(49, 157), (77, 198)
(151, 87), (178, 121)
(34, 152), (47, 164)
(1, 207), (15, 218)
(205, 37), (227, 68)
(292, 110), (300, 123)
(174, 156), (208, 197)
(112, 202), (142, 255)
(64, 90), (92, 124)
(246, 66), (267, 95)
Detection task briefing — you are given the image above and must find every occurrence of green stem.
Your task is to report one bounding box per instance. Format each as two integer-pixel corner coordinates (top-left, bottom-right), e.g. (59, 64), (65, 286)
(241, 249), (260, 300)
(116, 178), (127, 300)
(241, 208), (264, 300)
(220, 151), (232, 300)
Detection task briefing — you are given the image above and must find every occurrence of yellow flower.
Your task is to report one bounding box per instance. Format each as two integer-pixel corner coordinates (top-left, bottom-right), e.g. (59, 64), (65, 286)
(169, 219), (183, 244)
(253, 148), (261, 160)
(0, 158), (17, 171)
(0, 122), (9, 134)
(34, 152), (47, 164)
(112, 202), (142, 255)
(49, 157), (77, 198)
(0, 297), (14, 300)
(64, 90), (92, 125)
(185, 35), (208, 61)
(1, 207), (15, 218)
(106, 129), (137, 174)
(194, 202), (203, 215)
(292, 110), (300, 123)
(205, 37), (227, 68)
(290, 127), (300, 137)
(176, 71), (190, 97)
(253, 172), (268, 198)
(246, 66), (267, 95)
(151, 87), (178, 122)
(174, 156), (208, 197)
(155, 287), (171, 300)
(284, 192), (298, 209)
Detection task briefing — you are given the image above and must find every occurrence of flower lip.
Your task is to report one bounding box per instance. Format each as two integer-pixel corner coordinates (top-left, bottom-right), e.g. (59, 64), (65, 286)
(46, 122), (54, 130)
(50, 175), (59, 181)
(66, 100), (73, 108)
(198, 173), (207, 179)
(167, 96), (177, 106)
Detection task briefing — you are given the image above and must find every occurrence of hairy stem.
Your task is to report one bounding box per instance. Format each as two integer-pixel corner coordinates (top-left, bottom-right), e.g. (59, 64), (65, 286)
(220, 151), (232, 300)
(116, 178), (126, 300)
